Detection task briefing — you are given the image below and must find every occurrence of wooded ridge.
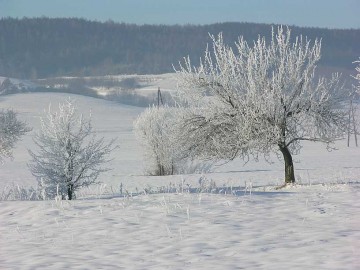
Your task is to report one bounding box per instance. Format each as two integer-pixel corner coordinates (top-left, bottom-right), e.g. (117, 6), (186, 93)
(0, 17), (359, 79)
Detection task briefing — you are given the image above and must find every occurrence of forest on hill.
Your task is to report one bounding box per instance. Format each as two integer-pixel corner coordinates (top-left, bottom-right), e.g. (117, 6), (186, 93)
(0, 17), (359, 79)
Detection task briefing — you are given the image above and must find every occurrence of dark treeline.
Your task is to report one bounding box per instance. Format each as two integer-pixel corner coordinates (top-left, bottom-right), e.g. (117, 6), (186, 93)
(0, 17), (359, 79)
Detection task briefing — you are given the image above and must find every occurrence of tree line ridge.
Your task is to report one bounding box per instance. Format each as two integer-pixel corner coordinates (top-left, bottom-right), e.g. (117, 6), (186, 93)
(0, 17), (359, 79)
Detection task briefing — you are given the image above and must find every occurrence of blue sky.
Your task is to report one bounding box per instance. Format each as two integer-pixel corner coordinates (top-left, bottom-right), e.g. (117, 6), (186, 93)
(0, 0), (359, 29)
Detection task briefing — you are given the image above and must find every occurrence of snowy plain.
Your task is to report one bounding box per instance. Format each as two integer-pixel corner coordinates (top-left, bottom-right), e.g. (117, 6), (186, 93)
(0, 88), (359, 269)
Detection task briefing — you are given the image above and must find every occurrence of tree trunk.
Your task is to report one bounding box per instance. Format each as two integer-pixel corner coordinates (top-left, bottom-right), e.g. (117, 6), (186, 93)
(67, 183), (73, 200)
(279, 145), (295, 184)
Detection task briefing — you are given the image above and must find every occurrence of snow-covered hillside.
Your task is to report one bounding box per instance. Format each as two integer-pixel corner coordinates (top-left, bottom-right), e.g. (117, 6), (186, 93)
(0, 93), (146, 189)
(1, 92), (360, 190)
(36, 73), (177, 97)
(0, 92), (359, 269)
(0, 77), (38, 89)
(0, 77), (38, 96)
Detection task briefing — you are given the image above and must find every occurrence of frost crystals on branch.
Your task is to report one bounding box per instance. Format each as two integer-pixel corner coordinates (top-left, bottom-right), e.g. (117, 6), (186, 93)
(175, 26), (349, 184)
(353, 57), (360, 94)
(28, 99), (116, 200)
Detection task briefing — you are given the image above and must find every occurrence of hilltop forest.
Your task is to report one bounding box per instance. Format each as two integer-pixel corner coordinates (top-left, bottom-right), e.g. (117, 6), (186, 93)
(0, 17), (359, 79)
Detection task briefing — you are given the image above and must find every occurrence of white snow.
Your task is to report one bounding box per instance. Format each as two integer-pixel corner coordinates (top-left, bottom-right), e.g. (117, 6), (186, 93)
(0, 92), (359, 269)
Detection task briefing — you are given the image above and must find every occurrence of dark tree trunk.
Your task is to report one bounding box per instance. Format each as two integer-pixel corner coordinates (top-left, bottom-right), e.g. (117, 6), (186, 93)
(279, 145), (295, 184)
(67, 183), (73, 200)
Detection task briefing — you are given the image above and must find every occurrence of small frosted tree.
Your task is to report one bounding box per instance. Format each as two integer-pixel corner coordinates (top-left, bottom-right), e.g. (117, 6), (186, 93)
(176, 27), (348, 184)
(28, 99), (115, 200)
(134, 106), (211, 175)
(0, 109), (30, 163)
(134, 106), (181, 175)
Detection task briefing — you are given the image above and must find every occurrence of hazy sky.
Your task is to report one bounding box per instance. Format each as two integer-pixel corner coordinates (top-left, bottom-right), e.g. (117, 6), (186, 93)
(0, 0), (359, 29)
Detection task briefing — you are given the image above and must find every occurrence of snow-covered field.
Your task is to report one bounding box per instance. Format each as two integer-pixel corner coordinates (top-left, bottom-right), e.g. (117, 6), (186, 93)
(0, 92), (359, 269)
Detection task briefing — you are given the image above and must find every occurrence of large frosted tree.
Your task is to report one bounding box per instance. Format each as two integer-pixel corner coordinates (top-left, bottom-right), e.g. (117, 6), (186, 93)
(0, 109), (30, 163)
(175, 27), (348, 184)
(28, 99), (115, 200)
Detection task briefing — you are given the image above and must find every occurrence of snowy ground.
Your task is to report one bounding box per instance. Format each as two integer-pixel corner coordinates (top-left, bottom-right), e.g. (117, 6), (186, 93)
(0, 92), (359, 269)
(1, 184), (359, 269)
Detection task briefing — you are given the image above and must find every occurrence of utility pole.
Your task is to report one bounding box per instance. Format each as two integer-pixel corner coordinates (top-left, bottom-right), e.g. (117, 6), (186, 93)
(157, 87), (164, 107)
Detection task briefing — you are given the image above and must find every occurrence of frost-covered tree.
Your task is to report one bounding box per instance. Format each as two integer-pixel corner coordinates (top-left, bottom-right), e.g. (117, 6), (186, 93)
(175, 27), (348, 184)
(28, 99), (115, 200)
(134, 106), (181, 175)
(0, 109), (30, 163)
(134, 106), (211, 175)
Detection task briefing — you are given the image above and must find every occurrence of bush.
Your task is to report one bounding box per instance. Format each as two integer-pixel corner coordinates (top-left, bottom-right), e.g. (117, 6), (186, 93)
(134, 106), (212, 175)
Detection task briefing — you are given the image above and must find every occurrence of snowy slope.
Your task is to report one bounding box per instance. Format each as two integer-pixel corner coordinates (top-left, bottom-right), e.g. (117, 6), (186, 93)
(0, 92), (144, 189)
(0, 77), (38, 90)
(1, 92), (359, 191)
(0, 92), (359, 269)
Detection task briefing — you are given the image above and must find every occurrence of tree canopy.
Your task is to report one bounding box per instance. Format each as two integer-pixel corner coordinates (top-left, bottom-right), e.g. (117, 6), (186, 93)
(0, 109), (30, 162)
(28, 99), (115, 199)
(175, 27), (349, 184)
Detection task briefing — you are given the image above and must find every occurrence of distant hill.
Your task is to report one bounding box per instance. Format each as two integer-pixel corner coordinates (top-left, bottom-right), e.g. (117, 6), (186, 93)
(0, 17), (359, 79)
